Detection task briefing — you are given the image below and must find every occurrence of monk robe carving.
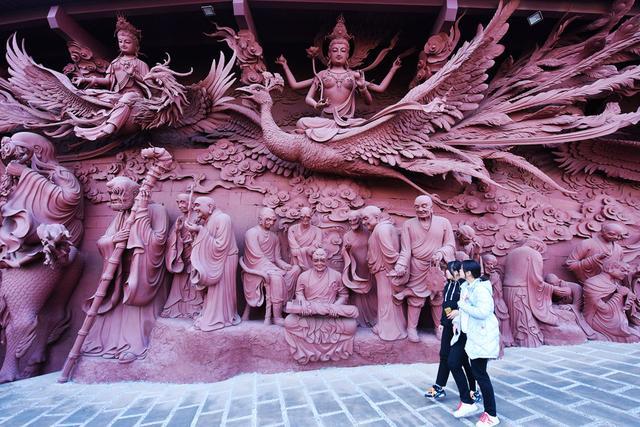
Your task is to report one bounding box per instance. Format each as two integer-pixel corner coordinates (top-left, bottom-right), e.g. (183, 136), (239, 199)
(82, 176), (169, 363)
(566, 222), (627, 282)
(341, 210), (377, 327)
(482, 254), (514, 348)
(241, 207), (301, 326)
(0, 133), (84, 383)
(392, 196), (455, 342)
(583, 260), (640, 343)
(287, 207), (322, 270)
(284, 248), (358, 364)
(503, 239), (588, 347)
(161, 193), (203, 319)
(187, 197), (241, 331)
(361, 205), (407, 341)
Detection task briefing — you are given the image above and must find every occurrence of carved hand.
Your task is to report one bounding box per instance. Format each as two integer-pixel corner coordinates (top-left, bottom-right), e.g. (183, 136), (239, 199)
(183, 221), (201, 233)
(5, 161), (27, 177)
(355, 71), (367, 90)
(431, 252), (443, 264)
(393, 264), (407, 277)
(392, 57), (402, 70)
(275, 55), (287, 66)
(112, 229), (131, 243)
(315, 98), (330, 109)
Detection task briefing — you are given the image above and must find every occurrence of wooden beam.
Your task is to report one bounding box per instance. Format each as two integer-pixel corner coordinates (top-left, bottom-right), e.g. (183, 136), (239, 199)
(432, 0), (458, 35)
(47, 6), (111, 59)
(233, 0), (260, 40)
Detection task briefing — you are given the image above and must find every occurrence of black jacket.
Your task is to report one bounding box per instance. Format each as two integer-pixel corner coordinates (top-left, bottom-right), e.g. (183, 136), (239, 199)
(441, 278), (464, 324)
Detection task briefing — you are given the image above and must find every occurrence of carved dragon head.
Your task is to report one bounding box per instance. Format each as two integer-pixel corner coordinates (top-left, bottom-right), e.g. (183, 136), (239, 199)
(235, 72), (284, 109)
(140, 53), (193, 128)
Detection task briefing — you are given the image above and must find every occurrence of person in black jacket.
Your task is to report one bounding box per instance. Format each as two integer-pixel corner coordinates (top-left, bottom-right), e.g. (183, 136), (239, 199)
(424, 261), (480, 402)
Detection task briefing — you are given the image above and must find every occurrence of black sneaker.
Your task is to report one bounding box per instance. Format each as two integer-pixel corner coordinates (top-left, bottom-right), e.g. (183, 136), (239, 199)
(425, 384), (446, 399)
(472, 390), (482, 404)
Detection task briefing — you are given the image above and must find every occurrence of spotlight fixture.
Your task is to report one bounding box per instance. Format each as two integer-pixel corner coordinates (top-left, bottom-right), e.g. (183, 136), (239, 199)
(201, 5), (216, 17)
(527, 11), (543, 26)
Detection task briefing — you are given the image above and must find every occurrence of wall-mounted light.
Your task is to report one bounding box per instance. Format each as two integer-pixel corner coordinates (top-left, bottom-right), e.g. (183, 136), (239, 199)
(527, 11), (543, 26)
(201, 5), (216, 17)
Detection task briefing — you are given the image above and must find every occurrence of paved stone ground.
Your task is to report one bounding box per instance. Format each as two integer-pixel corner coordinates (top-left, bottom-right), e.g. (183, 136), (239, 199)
(1, 341), (639, 427)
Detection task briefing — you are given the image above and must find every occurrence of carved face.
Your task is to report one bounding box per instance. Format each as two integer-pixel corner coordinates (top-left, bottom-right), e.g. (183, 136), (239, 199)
(0, 138), (32, 165)
(328, 40), (350, 66)
(483, 257), (497, 273)
(608, 263), (630, 280)
(348, 213), (361, 230)
(602, 225), (625, 242)
(117, 31), (138, 55)
(414, 199), (433, 221)
(361, 211), (378, 231)
(176, 195), (190, 214)
(193, 198), (214, 222)
(300, 208), (312, 227)
(108, 185), (136, 211)
(312, 251), (328, 272)
(259, 211), (277, 230)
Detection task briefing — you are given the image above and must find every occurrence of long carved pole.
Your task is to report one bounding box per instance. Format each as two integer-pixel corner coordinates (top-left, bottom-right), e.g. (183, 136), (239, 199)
(58, 147), (174, 383)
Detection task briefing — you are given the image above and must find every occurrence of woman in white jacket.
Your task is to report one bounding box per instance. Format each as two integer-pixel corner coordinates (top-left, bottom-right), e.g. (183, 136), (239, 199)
(451, 259), (501, 427)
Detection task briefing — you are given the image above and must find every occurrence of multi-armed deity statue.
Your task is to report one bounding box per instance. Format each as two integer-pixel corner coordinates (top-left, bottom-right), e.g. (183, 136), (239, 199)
(5, 0), (640, 383)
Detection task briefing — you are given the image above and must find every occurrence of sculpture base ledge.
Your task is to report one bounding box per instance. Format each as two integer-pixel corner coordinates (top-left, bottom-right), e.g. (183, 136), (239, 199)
(72, 318), (440, 383)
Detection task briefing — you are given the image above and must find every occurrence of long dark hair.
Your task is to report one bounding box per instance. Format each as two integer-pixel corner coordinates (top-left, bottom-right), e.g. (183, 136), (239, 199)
(447, 260), (462, 276)
(462, 259), (482, 279)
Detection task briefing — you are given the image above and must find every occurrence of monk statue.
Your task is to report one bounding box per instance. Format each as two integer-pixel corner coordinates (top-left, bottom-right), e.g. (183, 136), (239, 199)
(287, 206), (322, 270)
(361, 205), (407, 341)
(276, 15), (401, 143)
(161, 193), (203, 319)
(503, 238), (590, 347)
(392, 195), (455, 343)
(544, 273), (597, 340)
(241, 207), (301, 326)
(566, 222), (627, 282)
(456, 224), (482, 262)
(82, 176), (169, 363)
(482, 254), (514, 348)
(186, 196), (241, 331)
(341, 210), (377, 327)
(284, 248), (359, 364)
(583, 260), (640, 343)
(0, 133), (84, 383)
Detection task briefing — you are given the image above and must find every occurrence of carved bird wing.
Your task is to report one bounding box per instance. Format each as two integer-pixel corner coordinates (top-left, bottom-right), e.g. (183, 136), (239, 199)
(0, 34), (112, 134)
(196, 103), (306, 178)
(151, 52), (237, 136)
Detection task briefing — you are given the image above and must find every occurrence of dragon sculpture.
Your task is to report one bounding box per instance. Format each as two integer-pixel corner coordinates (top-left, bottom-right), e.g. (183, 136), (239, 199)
(0, 34), (236, 142)
(2, 0), (640, 192)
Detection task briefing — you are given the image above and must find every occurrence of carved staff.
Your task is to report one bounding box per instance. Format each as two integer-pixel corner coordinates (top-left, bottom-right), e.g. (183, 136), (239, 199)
(59, 147), (174, 383)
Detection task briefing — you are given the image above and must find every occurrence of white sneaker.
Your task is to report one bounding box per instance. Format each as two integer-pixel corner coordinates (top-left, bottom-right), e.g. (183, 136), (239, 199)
(453, 401), (478, 418)
(476, 412), (500, 426)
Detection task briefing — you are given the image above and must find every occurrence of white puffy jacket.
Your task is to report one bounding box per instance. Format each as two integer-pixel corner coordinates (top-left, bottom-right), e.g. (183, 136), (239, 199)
(455, 278), (500, 360)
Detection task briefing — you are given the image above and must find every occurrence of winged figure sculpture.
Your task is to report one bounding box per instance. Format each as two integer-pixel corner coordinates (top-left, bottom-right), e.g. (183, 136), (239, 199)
(207, 0), (640, 194)
(0, 34), (236, 142)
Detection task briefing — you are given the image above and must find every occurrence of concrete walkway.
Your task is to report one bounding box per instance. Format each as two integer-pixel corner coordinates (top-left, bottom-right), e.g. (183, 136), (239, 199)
(1, 341), (639, 427)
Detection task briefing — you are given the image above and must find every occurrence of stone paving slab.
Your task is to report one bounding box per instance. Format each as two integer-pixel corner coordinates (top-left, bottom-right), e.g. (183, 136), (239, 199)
(1, 341), (640, 426)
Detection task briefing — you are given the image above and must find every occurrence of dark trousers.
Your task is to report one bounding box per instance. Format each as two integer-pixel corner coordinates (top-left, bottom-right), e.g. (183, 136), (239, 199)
(470, 358), (497, 417)
(436, 323), (476, 391)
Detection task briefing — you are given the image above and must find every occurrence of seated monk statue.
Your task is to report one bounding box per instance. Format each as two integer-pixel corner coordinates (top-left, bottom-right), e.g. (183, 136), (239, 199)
(503, 238), (590, 347)
(241, 207), (301, 325)
(288, 206), (322, 270)
(583, 260), (640, 343)
(284, 248), (359, 364)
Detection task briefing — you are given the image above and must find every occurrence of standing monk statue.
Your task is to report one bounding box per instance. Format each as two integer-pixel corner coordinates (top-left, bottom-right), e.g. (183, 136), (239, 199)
(361, 205), (407, 341)
(566, 222), (627, 282)
(82, 176), (169, 363)
(287, 207), (322, 270)
(186, 196), (241, 331)
(0, 133), (84, 383)
(162, 193), (203, 319)
(392, 195), (455, 342)
(241, 208), (301, 325)
(341, 210), (377, 327)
